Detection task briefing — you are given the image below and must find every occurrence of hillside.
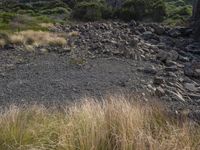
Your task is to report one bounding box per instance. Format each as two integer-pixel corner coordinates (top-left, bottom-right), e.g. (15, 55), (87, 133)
(1, 1), (200, 149)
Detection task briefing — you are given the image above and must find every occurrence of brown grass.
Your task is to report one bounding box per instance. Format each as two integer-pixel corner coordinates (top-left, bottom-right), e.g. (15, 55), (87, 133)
(9, 30), (67, 47)
(0, 39), (6, 48)
(0, 95), (200, 150)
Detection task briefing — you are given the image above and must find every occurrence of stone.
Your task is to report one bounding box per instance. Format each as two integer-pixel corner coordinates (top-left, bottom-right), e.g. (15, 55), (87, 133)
(184, 61), (200, 78)
(168, 50), (179, 61)
(156, 50), (168, 62)
(129, 20), (137, 27)
(152, 24), (165, 35)
(156, 50), (178, 63)
(166, 72), (177, 78)
(139, 65), (157, 75)
(166, 90), (185, 102)
(155, 87), (165, 97)
(184, 83), (198, 92)
(178, 55), (189, 62)
(164, 66), (178, 72)
(168, 28), (181, 38)
(188, 93), (200, 100)
(153, 76), (164, 85)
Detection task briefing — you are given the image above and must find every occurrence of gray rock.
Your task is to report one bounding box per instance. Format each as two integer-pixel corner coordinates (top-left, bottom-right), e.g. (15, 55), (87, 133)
(152, 24), (165, 35)
(153, 76), (164, 85)
(166, 90), (185, 102)
(156, 50), (179, 62)
(155, 87), (165, 96)
(168, 28), (181, 38)
(184, 83), (198, 92)
(184, 61), (200, 78)
(139, 65), (157, 75)
(164, 66), (178, 72)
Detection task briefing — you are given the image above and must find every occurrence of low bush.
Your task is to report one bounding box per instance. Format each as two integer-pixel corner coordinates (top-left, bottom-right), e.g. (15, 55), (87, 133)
(73, 2), (103, 21)
(116, 0), (166, 21)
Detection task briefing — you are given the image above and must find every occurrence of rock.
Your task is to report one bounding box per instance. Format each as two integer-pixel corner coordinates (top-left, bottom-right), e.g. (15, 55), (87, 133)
(142, 31), (153, 40)
(166, 90), (185, 102)
(184, 61), (200, 78)
(129, 38), (138, 47)
(156, 50), (168, 62)
(139, 65), (157, 75)
(166, 72), (177, 78)
(184, 83), (198, 92)
(153, 76), (164, 85)
(168, 50), (179, 61)
(185, 42), (200, 54)
(178, 55), (189, 62)
(152, 24), (165, 35)
(165, 60), (177, 67)
(168, 28), (181, 38)
(164, 66), (178, 72)
(155, 87), (165, 96)
(156, 50), (179, 62)
(129, 20), (137, 27)
(188, 93), (200, 100)
(141, 31), (159, 41)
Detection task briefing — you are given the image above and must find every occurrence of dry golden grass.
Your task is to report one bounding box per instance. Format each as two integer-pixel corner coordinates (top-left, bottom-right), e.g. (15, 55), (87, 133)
(68, 31), (80, 37)
(0, 39), (6, 48)
(0, 95), (200, 150)
(9, 30), (67, 47)
(39, 23), (55, 28)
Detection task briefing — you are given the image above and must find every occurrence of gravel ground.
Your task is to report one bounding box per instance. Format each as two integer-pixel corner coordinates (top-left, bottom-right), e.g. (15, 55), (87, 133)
(0, 51), (153, 106)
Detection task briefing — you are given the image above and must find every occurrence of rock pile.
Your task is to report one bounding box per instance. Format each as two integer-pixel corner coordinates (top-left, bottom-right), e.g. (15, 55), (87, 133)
(53, 21), (200, 110)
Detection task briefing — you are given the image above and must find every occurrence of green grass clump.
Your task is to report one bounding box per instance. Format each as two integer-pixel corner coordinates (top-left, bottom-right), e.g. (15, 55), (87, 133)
(0, 12), (54, 32)
(0, 95), (200, 150)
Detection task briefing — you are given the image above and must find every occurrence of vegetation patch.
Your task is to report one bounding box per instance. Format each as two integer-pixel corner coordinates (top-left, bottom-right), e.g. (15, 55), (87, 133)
(0, 96), (199, 150)
(9, 30), (67, 47)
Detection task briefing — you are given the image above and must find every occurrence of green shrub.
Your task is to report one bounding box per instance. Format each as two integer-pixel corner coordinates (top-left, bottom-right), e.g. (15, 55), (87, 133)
(149, 0), (166, 21)
(41, 7), (70, 15)
(176, 6), (192, 16)
(73, 2), (103, 21)
(116, 0), (166, 21)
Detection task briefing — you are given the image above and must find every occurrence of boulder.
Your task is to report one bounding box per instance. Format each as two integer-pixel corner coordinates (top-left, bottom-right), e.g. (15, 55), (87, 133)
(184, 61), (200, 78)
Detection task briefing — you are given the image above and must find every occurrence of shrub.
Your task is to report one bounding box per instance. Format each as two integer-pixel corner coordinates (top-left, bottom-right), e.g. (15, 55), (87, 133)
(149, 0), (166, 21)
(119, 0), (146, 21)
(176, 6), (192, 16)
(41, 7), (70, 15)
(73, 2), (103, 21)
(116, 0), (166, 21)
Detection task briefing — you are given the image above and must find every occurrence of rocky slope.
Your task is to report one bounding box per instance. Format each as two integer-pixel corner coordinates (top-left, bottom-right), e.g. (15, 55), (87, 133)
(0, 21), (200, 118)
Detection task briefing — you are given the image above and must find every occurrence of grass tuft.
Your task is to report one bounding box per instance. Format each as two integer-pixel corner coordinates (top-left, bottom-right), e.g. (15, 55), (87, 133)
(8, 30), (67, 47)
(0, 96), (200, 150)
(0, 39), (6, 48)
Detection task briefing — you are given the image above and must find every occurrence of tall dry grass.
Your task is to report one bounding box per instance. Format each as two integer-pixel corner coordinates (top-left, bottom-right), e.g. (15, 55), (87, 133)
(0, 95), (200, 150)
(0, 39), (6, 48)
(9, 30), (67, 47)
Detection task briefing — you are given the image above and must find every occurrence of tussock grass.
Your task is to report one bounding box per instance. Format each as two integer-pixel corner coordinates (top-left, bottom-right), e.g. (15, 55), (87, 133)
(0, 39), (6, 48)
(0, 96), (200, 150)
(9, 30), (67, 47)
